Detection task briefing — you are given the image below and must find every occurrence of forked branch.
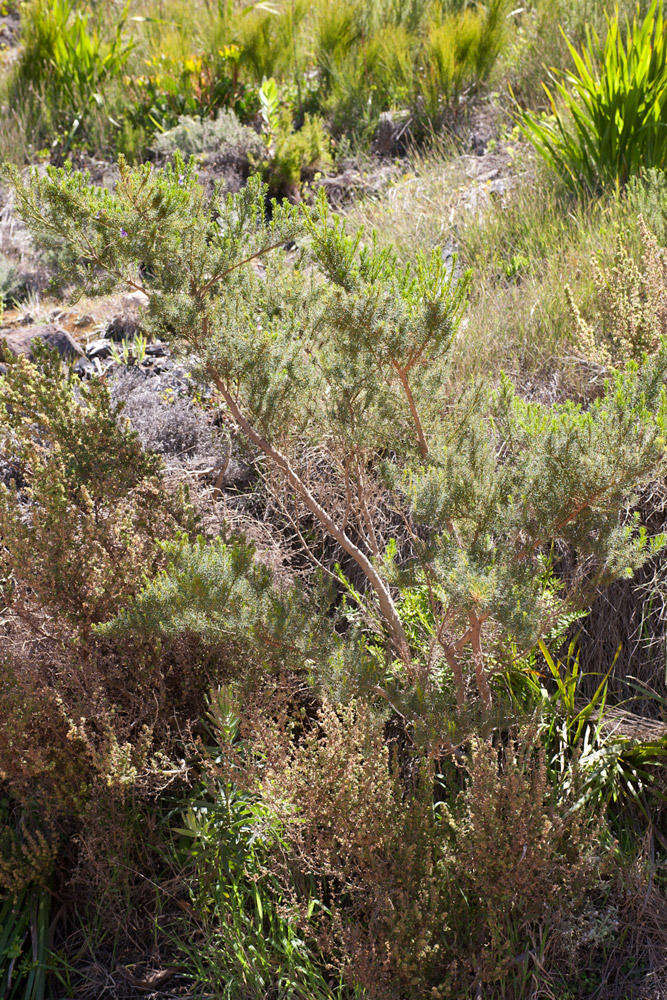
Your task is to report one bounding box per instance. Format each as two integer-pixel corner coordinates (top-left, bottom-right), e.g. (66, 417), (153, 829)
(207, 366), (412, 664)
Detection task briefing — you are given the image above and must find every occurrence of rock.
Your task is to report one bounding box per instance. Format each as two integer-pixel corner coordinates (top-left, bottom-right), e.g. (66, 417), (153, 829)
(219, 456), (254, 489)
(373, 110), (411, 156)
(0, 6), (21, 47)
(470, 131), (488, 156)
(73, 357), (97, 378)
(74, 313), (95, 328)
(0, 362), (7, 377)
(145, 340), (168, 358)
(86, 337), (113, 360)
(106, 315), (139, 342)
(121, 291), (149, 312)
(70, 154), (119, 189)
(3, 324), (84, 361)
(0, 458), (22, 488)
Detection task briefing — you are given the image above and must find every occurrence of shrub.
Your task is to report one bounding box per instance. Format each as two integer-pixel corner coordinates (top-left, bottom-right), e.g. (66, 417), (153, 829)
(101, 535), (333, 670)
(0, 256), (25, 307)
(0, 350), (195, 629)
(626, 166), (667, 240)
(0, 883), (50, 1000)
(152, 109), (263, 162)
(127, 46), (256, 144)
(10, 162), (666, 722)
(315, 0), (507, 136)
(10, 0), (132, 154)
(234, 0), (308, 85)
(364, 24), (416, 110)
(272, 113), (331, 193)
(517, 0), (667, 192)
(418, 0), (507, 120)
(313, 1), (363, 94)
(252, 703), (612, 998)
(568, 214), (666, 363)
(0, 355), (209, 914)
(174, 689), (337, 1000)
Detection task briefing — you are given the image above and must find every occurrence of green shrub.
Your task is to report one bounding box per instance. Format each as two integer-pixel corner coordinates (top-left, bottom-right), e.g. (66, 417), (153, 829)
(263, 114), (332, 197)
(315, 0), (507, 136)
(126, 45), (256, 144)
(234, 0), (308, 85)
(364, 24), (416, 110)
(152, 109), (264, 161)
(10, 0), (132, 154)
(174, 690), (338, 1000)
(101, 535), (333, 670)
(517, 0), (667, 192)
(502, 639), (667, 838)
(314, 1), (364, 93)
(11, 162), (666, 723)
(626, 166), (667, 240)
(0, 256), (30, 307)
(0, 350), (195, 629)
(419, 0), (507, 119)
(0, 885), (50, 1000)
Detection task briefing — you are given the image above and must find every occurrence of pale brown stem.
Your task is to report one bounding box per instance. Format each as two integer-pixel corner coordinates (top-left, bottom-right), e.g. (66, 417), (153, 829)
(442, 644), (466, 710)
(425, 605), (463, 704)
(341, 458), (353, 531)
(517, 480), (635, 564)
(213, 448), (231, 492)
(353, 455), (381, 558)
(391, 360), (428, 458)
(468, 612), (492, 710)
(446, 517), (463, 549)
(208, 367), (412, 664)
(434, 611), (491, 710)
(201, 238), (294, 294)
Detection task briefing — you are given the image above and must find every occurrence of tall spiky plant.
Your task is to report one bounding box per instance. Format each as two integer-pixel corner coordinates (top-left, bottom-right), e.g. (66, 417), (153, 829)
(516, 0), (666, 191)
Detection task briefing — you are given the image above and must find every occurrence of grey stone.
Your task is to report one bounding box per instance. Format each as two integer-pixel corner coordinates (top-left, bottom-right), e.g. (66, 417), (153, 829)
(373, 110), (411, 156)
(106, 315), (139, 342)
(0, 457), (22, 488)
(86, 337), (113, 360)
(3, 324), (84, 361)
(220, 456), (254, 489)
(73, 357), (97, 378)
(121, 291), (149, 311)
(74, 313), (95, 327)
(145, 340), (168, 358)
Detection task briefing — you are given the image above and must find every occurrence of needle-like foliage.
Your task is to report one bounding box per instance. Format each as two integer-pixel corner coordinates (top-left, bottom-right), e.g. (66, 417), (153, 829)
(10, 159), (666, 715)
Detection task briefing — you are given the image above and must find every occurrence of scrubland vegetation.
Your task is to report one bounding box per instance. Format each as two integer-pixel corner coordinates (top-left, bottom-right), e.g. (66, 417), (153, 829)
(0, 1), (665, 998)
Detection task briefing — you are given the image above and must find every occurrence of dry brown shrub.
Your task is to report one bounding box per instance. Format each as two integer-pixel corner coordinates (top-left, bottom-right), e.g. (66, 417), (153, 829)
(0, 354), (199, 631)
(570, 216), (666, 367)
(251, 706), (612, 998)
(575, 481), (666, 716)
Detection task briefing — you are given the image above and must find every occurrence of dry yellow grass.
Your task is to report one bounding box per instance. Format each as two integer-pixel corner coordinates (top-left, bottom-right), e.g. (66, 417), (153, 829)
(345, 141), (664, 397)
